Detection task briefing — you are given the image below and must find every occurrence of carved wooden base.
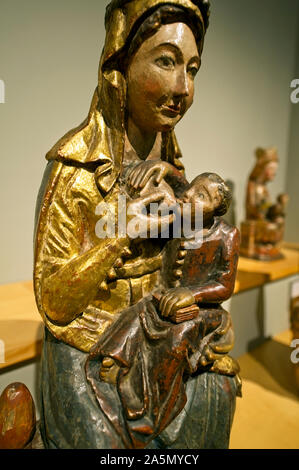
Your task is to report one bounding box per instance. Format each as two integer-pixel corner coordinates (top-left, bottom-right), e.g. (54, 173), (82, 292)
(240, 220), (285, 261)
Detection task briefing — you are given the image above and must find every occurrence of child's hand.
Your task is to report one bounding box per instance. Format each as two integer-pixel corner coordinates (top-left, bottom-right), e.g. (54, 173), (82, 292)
(159, 287), (196, 319)
(127, 161), (172, 190)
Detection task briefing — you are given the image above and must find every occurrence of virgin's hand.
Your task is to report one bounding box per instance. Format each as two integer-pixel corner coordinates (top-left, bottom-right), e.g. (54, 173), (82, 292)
(199, 312), (234, 367)
(128, 161), (172, 190)
(159, 287), (195, 318)
(126, 192), (174, 238)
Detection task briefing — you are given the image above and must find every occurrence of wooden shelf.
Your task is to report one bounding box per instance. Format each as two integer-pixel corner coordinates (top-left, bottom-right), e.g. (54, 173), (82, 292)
(234, 270), (268, 294)
(282, 241), (299, 251)
(234, 248), (299, 294)
(236, 248), (299, 283)
(0, 281), (43, 371)
(0, 248), (298, 371)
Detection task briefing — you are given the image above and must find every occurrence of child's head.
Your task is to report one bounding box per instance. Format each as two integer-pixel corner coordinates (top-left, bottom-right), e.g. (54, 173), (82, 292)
(180, 172), (232, 223)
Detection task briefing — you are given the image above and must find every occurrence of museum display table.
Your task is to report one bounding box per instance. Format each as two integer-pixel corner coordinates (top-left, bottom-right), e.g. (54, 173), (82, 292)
(236, 248), (299, 283)
(0, 281), (42, 370)
(233, 248), (299, 294)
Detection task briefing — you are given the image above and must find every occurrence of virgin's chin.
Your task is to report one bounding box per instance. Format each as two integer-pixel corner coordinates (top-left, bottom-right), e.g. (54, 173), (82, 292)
(157, 117), (181, 132)
(159, 123), (175, 132)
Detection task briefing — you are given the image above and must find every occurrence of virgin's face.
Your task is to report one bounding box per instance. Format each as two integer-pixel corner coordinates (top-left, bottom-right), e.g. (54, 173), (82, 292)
(264, 162), (278, 182)
(126, 22), (200, 133)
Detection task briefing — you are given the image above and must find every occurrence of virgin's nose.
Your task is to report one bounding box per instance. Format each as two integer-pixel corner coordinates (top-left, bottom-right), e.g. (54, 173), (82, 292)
(174, 68), (189, 98)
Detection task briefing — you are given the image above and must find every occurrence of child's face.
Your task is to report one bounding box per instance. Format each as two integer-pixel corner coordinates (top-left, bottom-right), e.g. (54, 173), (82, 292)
(180, 177), (222, 224)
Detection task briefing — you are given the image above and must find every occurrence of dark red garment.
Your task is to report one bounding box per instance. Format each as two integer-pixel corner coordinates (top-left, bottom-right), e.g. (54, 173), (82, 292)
(86, 297), (225, 449)
(179, 218), (240, 303)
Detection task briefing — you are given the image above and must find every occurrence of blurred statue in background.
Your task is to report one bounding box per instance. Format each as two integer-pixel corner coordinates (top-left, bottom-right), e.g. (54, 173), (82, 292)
(240, 147), (289, 261)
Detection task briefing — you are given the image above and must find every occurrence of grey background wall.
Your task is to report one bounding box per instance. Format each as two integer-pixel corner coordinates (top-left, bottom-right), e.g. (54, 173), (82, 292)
(286, 27), (299, 243)
(0, 0), (298, 285)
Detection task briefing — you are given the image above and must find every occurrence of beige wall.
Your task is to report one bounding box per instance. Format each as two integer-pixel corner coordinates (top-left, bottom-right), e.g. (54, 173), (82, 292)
(285, 28), (299, 243)
(0, 0), (298, 284)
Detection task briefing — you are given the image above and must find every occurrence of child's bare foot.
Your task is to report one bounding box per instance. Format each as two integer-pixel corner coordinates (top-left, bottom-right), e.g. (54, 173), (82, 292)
(99, 357), (120, 385)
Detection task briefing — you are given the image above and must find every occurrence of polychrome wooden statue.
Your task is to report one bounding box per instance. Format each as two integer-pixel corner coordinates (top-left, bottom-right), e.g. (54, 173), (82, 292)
(0, 0), (242, 449)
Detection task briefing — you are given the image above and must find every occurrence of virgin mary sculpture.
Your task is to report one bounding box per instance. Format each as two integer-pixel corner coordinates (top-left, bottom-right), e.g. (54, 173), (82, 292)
(30, 0), (241, 449)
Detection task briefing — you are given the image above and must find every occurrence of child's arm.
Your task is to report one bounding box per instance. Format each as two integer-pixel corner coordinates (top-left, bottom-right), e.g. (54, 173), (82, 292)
(190, 227), (240, 304)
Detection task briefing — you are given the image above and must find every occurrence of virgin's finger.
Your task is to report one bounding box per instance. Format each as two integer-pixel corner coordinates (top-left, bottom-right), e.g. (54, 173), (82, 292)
(200, 347), (211, 365)
(204, 347), (215, 362)
(131, 167), (143, 187)
(217, 321), (233, 338)
(133, 168), (145, 189)
(128, 166), (139, 184)
(209, 341), (233, 354)
(135, 168), (151, 188)
(156, 168), (166, 184)
(134, 167), (145, 185)
(217, 314), (232, 336)
(209, 328), (234, 351)
(128, 171), (138, 188)
(203, 347), (224, 363)
(139, 169), (156, 188)
(200, 357), (208, 367)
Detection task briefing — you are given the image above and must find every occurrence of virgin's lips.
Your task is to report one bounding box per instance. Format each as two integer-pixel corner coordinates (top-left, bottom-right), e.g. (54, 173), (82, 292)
(161, 104), (181, 117)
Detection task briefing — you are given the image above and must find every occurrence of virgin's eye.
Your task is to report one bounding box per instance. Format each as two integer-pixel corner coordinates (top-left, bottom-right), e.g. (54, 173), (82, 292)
(198, 193), (205, 200)
(155, 56), (175, 70)
(188, 66), (199, 78)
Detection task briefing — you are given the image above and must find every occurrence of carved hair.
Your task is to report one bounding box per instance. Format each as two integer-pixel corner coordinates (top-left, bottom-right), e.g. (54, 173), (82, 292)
(106, 0), (210, 31)
(127, 6), (203, 65)
(105, 2), (210, 72)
